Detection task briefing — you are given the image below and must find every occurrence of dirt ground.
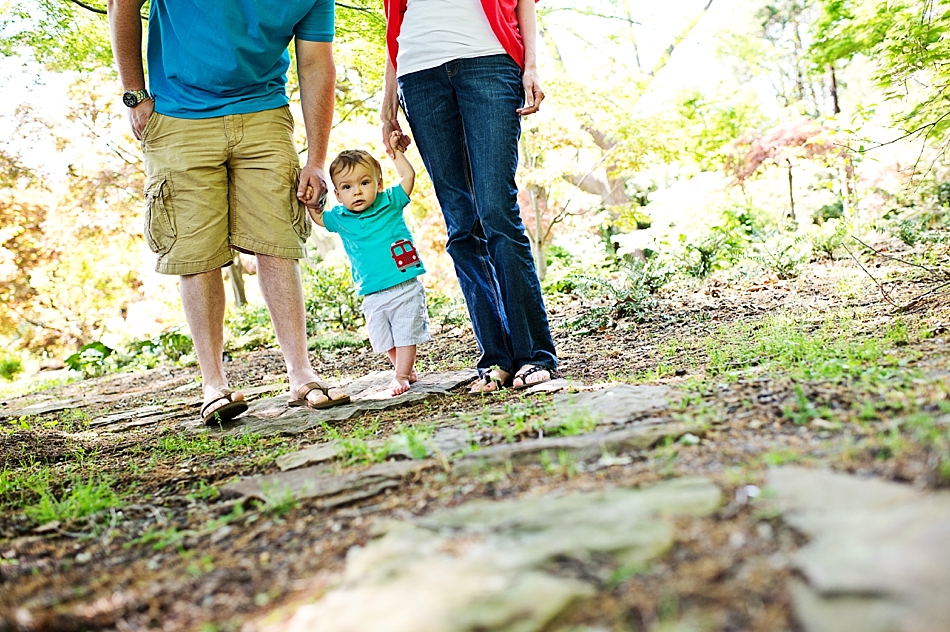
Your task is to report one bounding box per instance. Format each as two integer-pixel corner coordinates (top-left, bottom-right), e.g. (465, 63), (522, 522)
(1, 237), (948, 632)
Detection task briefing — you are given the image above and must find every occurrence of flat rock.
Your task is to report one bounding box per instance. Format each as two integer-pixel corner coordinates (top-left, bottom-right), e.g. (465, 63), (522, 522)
(194, 370), (477, 437)
(453, 422), (699, 474)
(276, 442), (341, 471)
(261, 477), (721, 632)
(769, 466), (950, 632)
(221, 459), (432, 509)
(277, 427), (472, 472)
(550, 384), (670, 428)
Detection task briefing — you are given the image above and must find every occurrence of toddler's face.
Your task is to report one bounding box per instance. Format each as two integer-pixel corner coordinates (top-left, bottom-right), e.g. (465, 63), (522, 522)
(333, 164), (383, 212)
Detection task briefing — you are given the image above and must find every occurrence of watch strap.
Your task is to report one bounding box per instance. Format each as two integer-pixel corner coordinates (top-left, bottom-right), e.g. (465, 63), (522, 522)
(123, 89), (151, 108)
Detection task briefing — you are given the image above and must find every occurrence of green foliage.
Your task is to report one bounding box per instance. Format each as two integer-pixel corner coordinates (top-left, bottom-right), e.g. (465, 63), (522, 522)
(476, 401), (549, 444)
(0, 353), (23, 381)
(561, 256), (669, 333)
(885, 211), (949, 246)
(426, 291), (469, 329)
(811, 0), (950, 144)
(706, 311), (914, 383)
(0, 0), (116, 73)
(24, 474), (124, 525)
(752, 231), (811, 279)
(259, 484), (299, 518)
(225, 303), (276, 352)
(807, 217), (848, 258)
(302, 261), (364, 332)
(64, 340), (114, 377)
(668, 89), (769, 170)
(308, 330), (366, 351)
(672, 205), (758, 278)
(156, 431), (272, 458)
(125, 327), (194, 367)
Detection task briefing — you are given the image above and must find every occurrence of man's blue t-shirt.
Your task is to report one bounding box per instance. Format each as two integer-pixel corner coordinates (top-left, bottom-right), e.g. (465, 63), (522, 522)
(147, 0), (335, 119)
(322, 185), (426, 296)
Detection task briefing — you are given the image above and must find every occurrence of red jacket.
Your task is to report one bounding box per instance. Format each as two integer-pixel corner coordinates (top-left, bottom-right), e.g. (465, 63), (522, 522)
(384, 0), (536, 71)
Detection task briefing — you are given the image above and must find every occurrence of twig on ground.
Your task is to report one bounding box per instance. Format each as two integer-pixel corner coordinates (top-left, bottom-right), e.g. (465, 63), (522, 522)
(843, 240), (899, 308)
(846, 236), (950, 312)
(851, 236), (950, 278)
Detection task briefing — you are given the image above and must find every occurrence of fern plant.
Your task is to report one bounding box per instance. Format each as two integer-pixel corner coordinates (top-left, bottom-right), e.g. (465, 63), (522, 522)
(561, 257), (669, 333)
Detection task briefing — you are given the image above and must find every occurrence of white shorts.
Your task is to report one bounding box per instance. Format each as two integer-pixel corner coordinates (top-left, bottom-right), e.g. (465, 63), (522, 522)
(361, 278), (431, 353)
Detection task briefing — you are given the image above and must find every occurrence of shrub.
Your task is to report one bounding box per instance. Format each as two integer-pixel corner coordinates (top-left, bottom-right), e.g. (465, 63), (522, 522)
(302, 262), (364, 332)
(560, 256), (669, 333)
(64, 341), (115, 378)
(808, 218), (849, 259)
(127, 327), (195, 364)
(225, 303), (276, 351)
(426, 290), (469, 329)
(0, 355), (23, 381)
(752, 232), (810, 279)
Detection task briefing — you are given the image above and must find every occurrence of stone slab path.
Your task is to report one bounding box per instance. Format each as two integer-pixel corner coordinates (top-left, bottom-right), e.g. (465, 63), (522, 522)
(259, 477), (722, 632)
(224, 385), (689, 512)
(769, 466), (950, 632)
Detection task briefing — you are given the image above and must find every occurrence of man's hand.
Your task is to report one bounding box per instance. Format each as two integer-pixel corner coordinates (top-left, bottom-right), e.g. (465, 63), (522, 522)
(128, 98), (154, 140)
(297, 165), (329, 217)
(517, 68), (545, 116)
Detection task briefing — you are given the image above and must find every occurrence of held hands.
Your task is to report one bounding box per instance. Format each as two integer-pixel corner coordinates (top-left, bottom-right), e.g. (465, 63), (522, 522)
(388, 130), (411, 156)
(517, 68), (545, 117)
(383, 122), (411, 157)
(297, 165), (330, 222)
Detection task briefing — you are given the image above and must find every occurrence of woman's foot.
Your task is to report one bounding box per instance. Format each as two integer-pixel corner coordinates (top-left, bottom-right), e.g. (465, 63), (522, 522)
(511, 364), (552, 390)
(469, 368), (510, 394)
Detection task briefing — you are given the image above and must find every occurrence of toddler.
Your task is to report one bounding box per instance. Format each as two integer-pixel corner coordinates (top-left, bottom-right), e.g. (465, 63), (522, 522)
(311, 132), (429, 396)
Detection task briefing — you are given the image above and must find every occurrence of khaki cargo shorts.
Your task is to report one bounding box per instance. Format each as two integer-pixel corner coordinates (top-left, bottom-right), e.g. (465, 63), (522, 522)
(140, 106), (311, 275)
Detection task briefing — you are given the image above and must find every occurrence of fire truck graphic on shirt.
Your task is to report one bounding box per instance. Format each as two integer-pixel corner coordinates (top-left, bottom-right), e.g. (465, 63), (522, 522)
(390, 239), (421, 272)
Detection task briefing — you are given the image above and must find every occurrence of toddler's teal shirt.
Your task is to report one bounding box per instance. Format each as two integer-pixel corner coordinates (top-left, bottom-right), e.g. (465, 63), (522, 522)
(323, 186), (426, 296)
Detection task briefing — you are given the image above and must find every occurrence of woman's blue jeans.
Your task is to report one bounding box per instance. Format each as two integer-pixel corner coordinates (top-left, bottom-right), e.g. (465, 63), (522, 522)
(398, 54), (557, 376)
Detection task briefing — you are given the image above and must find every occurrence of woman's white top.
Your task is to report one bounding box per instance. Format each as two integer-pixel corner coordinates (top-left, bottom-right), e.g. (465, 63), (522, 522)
(396, 0), (506, 77)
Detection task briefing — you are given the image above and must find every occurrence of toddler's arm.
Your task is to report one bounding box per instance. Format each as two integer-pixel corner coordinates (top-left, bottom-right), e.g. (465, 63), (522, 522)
(307, 206), (326, 227)
(389, 130), (415, 196)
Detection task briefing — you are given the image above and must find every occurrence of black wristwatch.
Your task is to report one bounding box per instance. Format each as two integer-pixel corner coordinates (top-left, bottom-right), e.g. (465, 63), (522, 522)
(122, 89), (151, 108)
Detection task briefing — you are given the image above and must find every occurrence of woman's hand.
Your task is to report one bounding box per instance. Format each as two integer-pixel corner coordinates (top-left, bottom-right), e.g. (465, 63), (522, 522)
(517, 68), (544, 116)
(381, 58), (411, 157)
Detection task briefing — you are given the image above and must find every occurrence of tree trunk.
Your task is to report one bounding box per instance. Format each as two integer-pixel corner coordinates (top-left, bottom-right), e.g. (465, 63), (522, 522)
(228, 253), (247, 307)
(528, 185), (548, 280)
(828, 64), (840, 115)
(787, 159), (796, 222)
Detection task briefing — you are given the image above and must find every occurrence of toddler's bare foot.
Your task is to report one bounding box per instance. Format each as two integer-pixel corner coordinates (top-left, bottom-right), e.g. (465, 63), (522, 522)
(391, 374), (412, 397)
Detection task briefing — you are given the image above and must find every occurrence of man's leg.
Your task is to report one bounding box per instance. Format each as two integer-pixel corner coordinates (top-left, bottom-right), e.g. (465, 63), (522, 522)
(256, 254), (347, 405)
(180, 269), (245, 413)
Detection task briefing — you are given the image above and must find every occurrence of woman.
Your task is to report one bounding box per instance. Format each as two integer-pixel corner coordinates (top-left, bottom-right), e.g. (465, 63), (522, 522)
(380, 0), (558, 393)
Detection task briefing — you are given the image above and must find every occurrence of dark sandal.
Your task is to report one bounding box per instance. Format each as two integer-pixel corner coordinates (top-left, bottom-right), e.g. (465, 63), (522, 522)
(201, 389), (249, 426)
(511, 365), (554, 390)
(289, 381), (351, 409)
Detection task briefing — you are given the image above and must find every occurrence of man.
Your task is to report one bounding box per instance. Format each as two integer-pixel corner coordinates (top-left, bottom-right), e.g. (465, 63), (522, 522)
(107, 0), (350, 424)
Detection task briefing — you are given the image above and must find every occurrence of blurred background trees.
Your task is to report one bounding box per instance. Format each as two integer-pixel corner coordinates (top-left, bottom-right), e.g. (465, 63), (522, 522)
(1, 0), (948, 380)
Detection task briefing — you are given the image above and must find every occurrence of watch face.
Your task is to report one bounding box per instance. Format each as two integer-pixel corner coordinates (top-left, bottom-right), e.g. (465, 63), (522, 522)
(123, 92), (139, 107)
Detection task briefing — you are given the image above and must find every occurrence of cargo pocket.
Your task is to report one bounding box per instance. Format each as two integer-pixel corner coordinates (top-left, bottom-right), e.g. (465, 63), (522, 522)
(143, 176), (176, 255)
(291, 166), (313, 243)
